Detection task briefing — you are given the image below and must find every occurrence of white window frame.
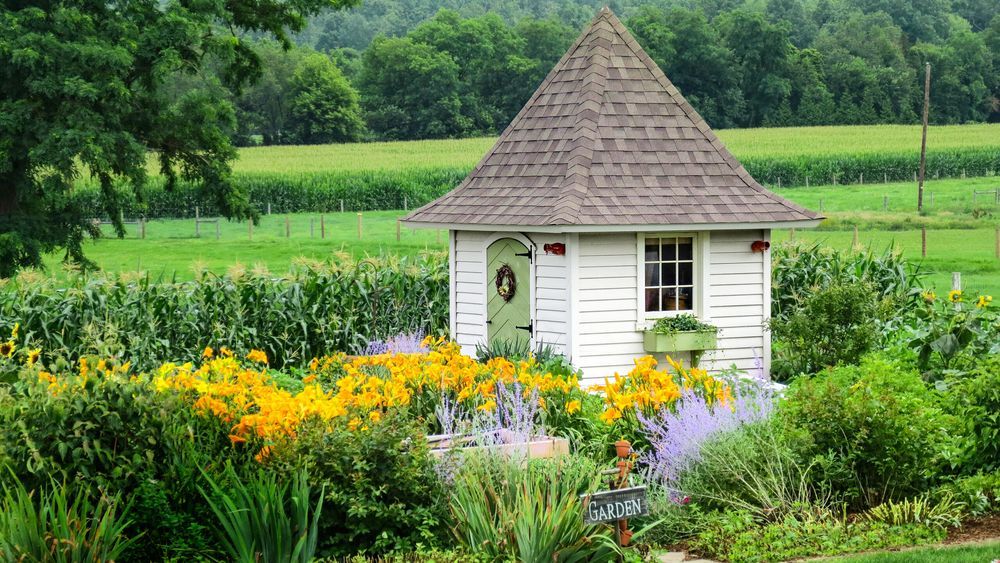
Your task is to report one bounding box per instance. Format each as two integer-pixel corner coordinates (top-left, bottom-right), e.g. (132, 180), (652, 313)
(635, 232), (710, 328)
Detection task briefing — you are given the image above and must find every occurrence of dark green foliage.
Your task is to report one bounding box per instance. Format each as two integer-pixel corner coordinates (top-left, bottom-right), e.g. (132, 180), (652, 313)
(769, 282), (881, 378)
(781, 356), (960, 509)
(0, 0), (359, 276)
(1, 256), (449, 371)
(947, 357), (1000, 473)
(907, 297), (999, 375)
(287, 53), (365, 144)
(272, 414), (449, 557)
(0, 367), (249, 560)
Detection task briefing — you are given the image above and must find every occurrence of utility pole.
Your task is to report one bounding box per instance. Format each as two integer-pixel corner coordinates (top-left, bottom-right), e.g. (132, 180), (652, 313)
(917, 62), (930, 212)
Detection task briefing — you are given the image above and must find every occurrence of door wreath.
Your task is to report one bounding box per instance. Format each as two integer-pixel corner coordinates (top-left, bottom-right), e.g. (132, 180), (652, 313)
(495, 264), (517, 302)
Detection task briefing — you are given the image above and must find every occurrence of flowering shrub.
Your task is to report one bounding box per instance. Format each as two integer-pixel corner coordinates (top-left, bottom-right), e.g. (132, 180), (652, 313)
(589, 356), (732, 445)
(907, 291), (997, 375)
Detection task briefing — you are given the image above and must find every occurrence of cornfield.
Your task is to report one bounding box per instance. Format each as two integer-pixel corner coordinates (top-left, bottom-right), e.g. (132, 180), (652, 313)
(72, 124), (1000, 219)
(0, 254), (449, 371)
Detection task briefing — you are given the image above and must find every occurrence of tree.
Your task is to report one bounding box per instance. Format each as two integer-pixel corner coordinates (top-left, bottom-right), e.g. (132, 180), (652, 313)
(627, 7), (745, 128)
(359, 37), (467, 140)
(715, 10), (795, 127)
(288, 54), (365, 144)
(0, 0), (358, 277)
(234, 42), (308, 146)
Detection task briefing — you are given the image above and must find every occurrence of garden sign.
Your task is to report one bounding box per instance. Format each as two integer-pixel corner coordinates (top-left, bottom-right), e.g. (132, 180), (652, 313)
(580, 485), (649, 525)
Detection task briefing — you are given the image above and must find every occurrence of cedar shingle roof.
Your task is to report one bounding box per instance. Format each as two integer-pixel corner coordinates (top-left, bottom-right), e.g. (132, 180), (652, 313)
(403, 8), (820, 228)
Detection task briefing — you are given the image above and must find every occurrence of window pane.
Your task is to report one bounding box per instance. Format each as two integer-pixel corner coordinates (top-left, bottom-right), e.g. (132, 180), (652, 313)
(644, 240), (659, 261)
(678, 287), (693, 311)
(645, 289), (660, 312)
(662, 239), (676, 261)
(645, 263), (659, 286)
(678, 238), (693, 260)
(661, 287), (678, 311)
(678, 262), (693, 285)
(663, 262), (676, 286)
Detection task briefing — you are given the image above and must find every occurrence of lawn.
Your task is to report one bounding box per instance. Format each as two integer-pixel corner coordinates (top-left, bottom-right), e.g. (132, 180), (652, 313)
(829, 540), (1000, 562)
(224, 123), (1000, 175)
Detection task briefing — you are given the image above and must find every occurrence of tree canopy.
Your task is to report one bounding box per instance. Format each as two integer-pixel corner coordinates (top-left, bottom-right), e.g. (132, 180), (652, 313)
(0, 0), (357, 276)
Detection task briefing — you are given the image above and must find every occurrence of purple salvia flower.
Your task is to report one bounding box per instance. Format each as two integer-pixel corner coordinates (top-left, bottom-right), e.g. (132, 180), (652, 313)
(364, 330), (428, 355)
(638, 383), (774, 493)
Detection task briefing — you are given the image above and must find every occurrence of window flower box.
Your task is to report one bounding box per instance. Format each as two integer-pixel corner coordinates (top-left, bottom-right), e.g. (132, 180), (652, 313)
(642, 314), (718, 364)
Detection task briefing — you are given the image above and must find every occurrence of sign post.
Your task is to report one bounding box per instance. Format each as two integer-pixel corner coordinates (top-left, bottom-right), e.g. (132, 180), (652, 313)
(580, 439), (645, 552)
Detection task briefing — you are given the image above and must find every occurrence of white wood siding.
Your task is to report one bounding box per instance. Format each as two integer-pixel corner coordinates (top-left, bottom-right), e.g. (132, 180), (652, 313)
(572, 230), (769, 385)
(451, 231), (570, 357)
(704, 229), (768, 375)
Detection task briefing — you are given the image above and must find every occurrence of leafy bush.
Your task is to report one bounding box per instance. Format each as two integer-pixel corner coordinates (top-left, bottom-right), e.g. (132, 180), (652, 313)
(769, 282), (882, 379)
(932, 472), (1000, 516)
(947, 356), (1000, 472)
(0, 361), (248, 560)
(689, 508), (945, 563)
(906, 294), (999, 376)
(201, 467), (324, 563)
(1, 255), (449, 371)
(780, 356), (960, 509)
(449, 454), (618, 562)
(675, 419), (821, 522)
(0, 477), (137, 562)
(272, 413), (449, 557)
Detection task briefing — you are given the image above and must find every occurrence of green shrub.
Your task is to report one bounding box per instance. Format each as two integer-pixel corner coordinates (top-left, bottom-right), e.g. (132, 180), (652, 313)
(947, 356), (1000, 472)
(677, 419), (822, 521)
(1, 255), (449, 371)
(0, 364), (249, 560)
(780, 356), (960, 509)
(202, 466), (323, 563)
(272, 412), (449, 557)
(769, 282), (881, 378)
(0, 477), (137, 562)
(907, 299), (1000, 377)
(449, 453), (619, 562)
(689, 508), (945, 563)
(932, 472), (1000, 516)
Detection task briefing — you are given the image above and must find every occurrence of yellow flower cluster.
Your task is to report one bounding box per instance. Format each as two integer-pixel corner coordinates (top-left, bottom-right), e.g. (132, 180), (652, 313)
(36, 357), (134, 395)
(590, 356), (732, 424)
(1, 323), (17, 359)
(151, 338), (582, 457)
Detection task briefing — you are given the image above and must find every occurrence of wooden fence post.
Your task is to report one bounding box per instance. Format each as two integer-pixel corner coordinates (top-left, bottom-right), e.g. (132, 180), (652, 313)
(248, 220), (253, 241)
(921, 227), (926, 258)
(852, 225), (859, 248)
(357, 213), (363, 239)
(404, 196), (408, 211)
(340, 200), (344, 213)
(267, 203), (271, 215)
(995, 226), (999, 260)
(140, 217), (146, 239)
(285, 216), (290, 238)
(321, 215), (325, 239)
(789, 228), (795, 241)
(952, 272), (962, 310)
(215, 219), (220, 240)
(882, 195), (888, 212)
(195, 206), (200, 238)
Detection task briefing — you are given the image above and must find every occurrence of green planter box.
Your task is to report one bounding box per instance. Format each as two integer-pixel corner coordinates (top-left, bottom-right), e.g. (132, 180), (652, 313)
(643, 329), (718, 353)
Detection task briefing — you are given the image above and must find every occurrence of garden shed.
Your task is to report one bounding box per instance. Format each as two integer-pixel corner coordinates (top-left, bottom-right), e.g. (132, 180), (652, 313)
(403, 8), (821, 382)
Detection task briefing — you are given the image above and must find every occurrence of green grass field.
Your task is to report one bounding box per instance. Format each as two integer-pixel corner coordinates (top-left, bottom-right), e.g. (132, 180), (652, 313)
(223, 124), (1000, 175)
(827, 540), (1000, 562)
(30, 175), (1000, 294)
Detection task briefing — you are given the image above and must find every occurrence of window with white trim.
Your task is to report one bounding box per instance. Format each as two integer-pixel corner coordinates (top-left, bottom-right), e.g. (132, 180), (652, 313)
(644, 236), (695, 314)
